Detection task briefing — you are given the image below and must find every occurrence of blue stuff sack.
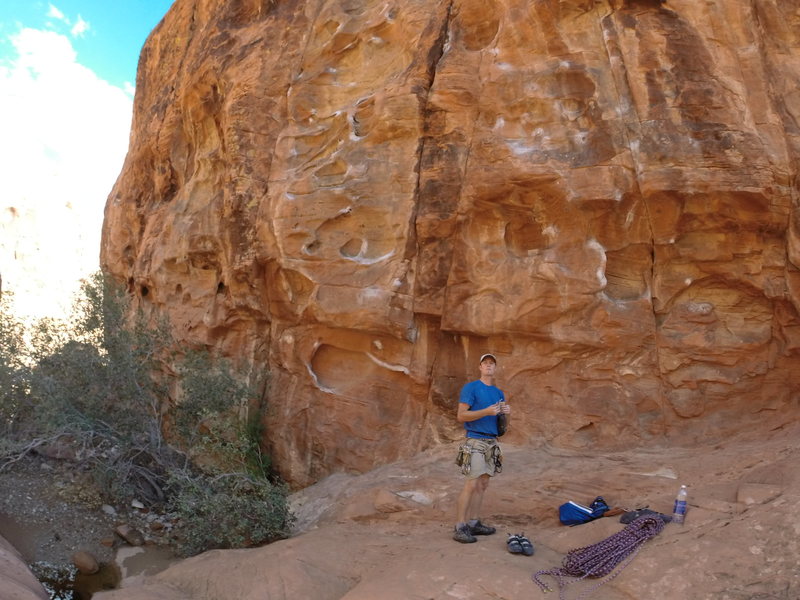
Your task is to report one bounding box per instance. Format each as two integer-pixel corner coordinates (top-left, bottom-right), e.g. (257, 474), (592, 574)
(558, 496), (610, 526)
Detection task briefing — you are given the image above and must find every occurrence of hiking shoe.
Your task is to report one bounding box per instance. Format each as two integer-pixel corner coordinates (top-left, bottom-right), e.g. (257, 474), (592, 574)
(453, 525), (477, 544)
(469, 520), (496, 536)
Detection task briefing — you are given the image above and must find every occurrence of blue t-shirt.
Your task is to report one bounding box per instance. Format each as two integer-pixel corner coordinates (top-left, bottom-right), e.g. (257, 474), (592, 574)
(460, 379), (505, 439)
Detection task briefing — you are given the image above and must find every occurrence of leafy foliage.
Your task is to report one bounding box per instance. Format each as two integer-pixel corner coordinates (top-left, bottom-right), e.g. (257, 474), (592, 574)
(168, 472), (291, 557)
(0, 273), (292, 556)
(0, 292), (31, 433)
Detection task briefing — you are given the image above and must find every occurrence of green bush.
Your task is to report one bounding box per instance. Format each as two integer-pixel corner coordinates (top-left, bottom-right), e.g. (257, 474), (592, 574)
(0, 272), (292, 555)
(0, 292), (32, 433)
(168, 472), (292, 557)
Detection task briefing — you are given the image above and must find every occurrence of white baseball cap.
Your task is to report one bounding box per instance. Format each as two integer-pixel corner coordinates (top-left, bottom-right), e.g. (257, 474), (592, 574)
(479, 353), (497, 364)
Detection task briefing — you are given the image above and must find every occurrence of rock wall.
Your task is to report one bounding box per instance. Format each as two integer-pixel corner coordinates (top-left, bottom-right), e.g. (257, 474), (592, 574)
(101, 0), (800, 487)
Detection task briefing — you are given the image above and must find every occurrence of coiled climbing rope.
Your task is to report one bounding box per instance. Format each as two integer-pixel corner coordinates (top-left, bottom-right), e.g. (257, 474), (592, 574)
(533, 515), (666, 600)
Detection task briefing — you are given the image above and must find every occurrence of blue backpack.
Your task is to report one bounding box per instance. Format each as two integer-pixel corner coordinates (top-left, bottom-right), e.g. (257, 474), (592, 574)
(558, 496), (610, 526)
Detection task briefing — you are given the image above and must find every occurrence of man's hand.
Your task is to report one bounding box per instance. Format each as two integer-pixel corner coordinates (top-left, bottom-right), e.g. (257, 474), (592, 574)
(488, 402), (511, 416)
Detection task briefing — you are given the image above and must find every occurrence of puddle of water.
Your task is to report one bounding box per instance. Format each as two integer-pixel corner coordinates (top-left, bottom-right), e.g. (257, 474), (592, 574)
(28, 546), (178, 600)
(1, 511), (176, 598)
(30, 561), (77, 599)
(32, 560), (122, 600)
(115, 545), (178, 583)
(73, 563), (121, 599)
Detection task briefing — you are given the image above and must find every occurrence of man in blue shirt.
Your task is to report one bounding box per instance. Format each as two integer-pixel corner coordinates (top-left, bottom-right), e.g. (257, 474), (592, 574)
(453, 353), (511, 543)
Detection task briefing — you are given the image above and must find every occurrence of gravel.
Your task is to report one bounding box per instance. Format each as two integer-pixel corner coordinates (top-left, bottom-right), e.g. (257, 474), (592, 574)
(0, 456), (140, 567)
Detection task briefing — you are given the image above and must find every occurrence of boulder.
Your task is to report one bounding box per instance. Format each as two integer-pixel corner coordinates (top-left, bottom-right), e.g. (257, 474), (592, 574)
(71, 550), (100, 575)
(115, 525), (145, 547)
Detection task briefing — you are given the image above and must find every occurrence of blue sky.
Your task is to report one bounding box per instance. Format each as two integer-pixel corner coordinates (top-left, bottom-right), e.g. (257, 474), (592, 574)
(0, 1), (174, 319)
(0, 0), (174, 89)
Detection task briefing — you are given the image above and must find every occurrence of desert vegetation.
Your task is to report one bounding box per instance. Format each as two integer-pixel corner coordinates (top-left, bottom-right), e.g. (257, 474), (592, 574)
(0, 273), (293, 557)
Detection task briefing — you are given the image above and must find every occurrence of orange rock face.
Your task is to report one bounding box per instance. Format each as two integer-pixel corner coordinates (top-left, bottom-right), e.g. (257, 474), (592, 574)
(102, 0), (800, 487)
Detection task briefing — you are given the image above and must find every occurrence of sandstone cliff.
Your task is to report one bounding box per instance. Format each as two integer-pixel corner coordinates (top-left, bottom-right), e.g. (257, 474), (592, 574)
(101, 0), (800, 487)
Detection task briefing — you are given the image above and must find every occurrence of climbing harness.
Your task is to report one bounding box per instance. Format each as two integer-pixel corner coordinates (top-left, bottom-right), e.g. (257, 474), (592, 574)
(454, 438), (502, 475)
(533, 515), (665, 600)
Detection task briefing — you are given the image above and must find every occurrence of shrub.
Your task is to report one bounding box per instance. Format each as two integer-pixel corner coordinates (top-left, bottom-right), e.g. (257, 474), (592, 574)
(0, 272), (292, 555)
(0, 292), (32, 433)
(168, 472), (292, 557)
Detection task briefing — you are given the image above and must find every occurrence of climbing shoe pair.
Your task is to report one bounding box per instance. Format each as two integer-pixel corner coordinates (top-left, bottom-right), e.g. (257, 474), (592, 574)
(507, 533), (534, 556)
(453, 520), (497, 543)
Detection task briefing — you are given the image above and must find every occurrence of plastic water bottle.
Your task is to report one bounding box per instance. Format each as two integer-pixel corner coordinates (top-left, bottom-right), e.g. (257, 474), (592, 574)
(672, 485), (688, 524)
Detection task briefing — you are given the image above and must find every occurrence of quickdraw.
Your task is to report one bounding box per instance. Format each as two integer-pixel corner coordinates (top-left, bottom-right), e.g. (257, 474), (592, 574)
(455, 443), (472, 475)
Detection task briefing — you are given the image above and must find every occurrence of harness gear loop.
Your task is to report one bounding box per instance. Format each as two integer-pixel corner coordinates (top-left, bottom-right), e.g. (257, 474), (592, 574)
(490, 443), (502, 474)
(455, 443), (472, 475)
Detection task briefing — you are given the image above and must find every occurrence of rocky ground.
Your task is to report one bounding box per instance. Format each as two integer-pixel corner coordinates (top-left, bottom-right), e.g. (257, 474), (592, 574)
(2, 421), (800, 600)
(96, 420), (800, 600)
(0, 458), (118, 567)
(0, 454), (176, 598)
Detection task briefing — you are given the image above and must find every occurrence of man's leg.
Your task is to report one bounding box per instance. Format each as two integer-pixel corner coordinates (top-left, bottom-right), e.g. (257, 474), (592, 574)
(454, 477), (480, 543)
(466, 474), (497, 535)
(456, 477), (480, 525)
(466, 474), (489, 521)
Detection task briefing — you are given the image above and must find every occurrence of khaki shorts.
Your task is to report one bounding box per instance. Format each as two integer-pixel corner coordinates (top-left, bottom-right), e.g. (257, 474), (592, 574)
(457, 438), (502, 479)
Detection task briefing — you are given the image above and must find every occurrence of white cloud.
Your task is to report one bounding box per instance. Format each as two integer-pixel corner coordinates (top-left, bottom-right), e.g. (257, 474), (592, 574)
(47, 4), (67, 22)
(0, 28), (132, 320)
(44, 5), (92, 40)
(71, 16), (90, 38)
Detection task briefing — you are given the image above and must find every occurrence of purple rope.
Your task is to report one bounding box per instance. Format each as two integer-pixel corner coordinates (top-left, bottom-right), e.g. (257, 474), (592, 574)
(533, 515), (665, 600)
